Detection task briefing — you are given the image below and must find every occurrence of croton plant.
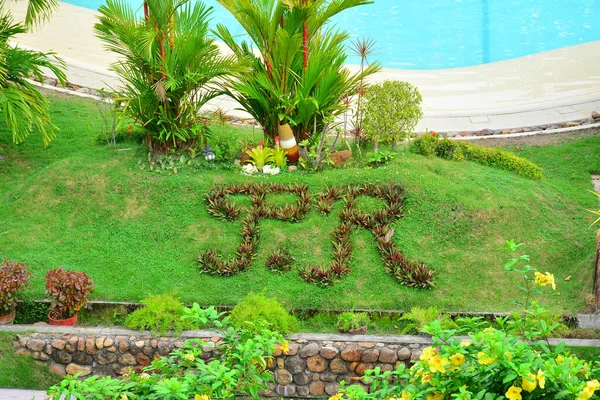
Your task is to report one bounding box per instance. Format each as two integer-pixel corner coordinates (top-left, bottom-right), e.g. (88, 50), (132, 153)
(0, 259), (33, 316)
(45, 267), (94, 319)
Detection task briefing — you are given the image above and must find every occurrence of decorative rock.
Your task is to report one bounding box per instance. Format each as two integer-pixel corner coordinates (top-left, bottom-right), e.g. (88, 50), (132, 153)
(361, 348), (379, 362)
(157, 342), (172, 355)
(44, 344), (53, 355)
(114, 366), (132, 375)
(51, 339), (66, 350)
(276, 369), (293, 385)
(49, 363), (66, 376)
(135, 353), (151, 366)
(276, 384), (296, 396)
(33, 351), (49, 361)
(330, 150), (352, 167)
(592, 111), (600, 120)
(104, 338), (114, 347)
(320, 371), (338, 382)
(341, 345), (361, 362)
(287, 343), (299, 356)
(96, 336), (105, 350)
(53, 351), (72, 364)
(85, 339), (96, 355)
(379, 347), (398, 363)
(118, 340), (129, 353)
(284, 356), (306, 374)
(299, 343), (319, 358)
(68, 337), (79, 346)
(143, 346), (154, 356)
(308, 381), (325, 396)
(119, 353), (137, 366)
(65, 344), (74, 353)
(325, 382), (340, 396)
(293, 373), (311, 385)
(355, 362), (374, 375)
(15, 348), (31, 357)
(320, 346), (339, 359)
(66, 363), (92, 377)
(174, 341), (185, 348)
(135, 340), (145, 348)
(297, 386), (310, 397)
(106, 346), (116, 353)
(72, 352), (93, 365)
(288, 165), (298, 172)
(566, 121), (581, 127)
(330, 357), (349, 374)
(43, 77), (58, 86)
(358, 342), (374, 348)
(306, 355), (328, 372)
(27, 339), (45, 352)
(78, 338), (85, 352)
(349, 361), (359, 372)
(96, 351), (117, 365)
(397, 347), (411, 361)
(151, 339), (158, 348)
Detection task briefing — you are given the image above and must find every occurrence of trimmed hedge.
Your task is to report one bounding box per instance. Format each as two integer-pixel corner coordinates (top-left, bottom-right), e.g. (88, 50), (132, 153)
(410, 135), (543, 179)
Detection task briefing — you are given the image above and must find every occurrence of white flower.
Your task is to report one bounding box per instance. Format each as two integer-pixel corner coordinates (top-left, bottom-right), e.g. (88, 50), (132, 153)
(241, 164), (258, 175)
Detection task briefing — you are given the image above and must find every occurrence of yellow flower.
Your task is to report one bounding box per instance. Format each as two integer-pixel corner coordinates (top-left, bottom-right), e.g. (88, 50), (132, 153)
(426, 392), (443, 400)
(460, 341), (470, 347)
(505, 386), (522, 400)
(449, 353), (465, 366)
(195, 395), (210, 400)
(329, 394), (343, 400)
(401, 392), (413, 400)
(587, 380), (600, 391)
(504, 351), (513, 361)
(428, 355), (449, 374)
(278, 341), (290, 355)
(184, 353), (195, 362)
(477, 351), (496, 365)
(534, 271), (556, 290)
(555, 355), (565, 364)
(420, 346), (437, 362)
(483, 327), (495, 336)
(580, 386), (594, 400)
(421, 373), (433, 384)
(120, 395), (128, 400)
(536, 369), (545, 389)
(521, 373), (537, 393)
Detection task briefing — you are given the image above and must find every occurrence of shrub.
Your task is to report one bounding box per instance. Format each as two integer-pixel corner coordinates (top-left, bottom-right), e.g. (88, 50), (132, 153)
(48, 305), (286, 399)
(410, 134), (543, 179)
(399, 306), (458, 335)
(230, 292), (299, 334)
(363, 80), (423, 151)
(337, 312), (370, 332)
(0, 260), (32, 316)
(124, 295), (193, 336)
(45, 268), (94, 319)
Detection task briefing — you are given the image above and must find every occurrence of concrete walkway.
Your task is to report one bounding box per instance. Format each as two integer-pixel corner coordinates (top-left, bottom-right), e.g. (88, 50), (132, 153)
(0, 389), (49, 400)
(6, 1), (600, 132)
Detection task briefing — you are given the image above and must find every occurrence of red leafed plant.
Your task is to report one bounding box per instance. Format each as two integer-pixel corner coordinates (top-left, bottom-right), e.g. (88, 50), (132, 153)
(0, 260), (33, 316)
(45, 268), (94, 319)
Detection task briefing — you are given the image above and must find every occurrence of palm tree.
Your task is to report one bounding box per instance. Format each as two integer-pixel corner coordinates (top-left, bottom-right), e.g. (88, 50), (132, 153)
(215, 0), (381, 141)
(0, 0), (66, 147)
(95, 0), (240, 153)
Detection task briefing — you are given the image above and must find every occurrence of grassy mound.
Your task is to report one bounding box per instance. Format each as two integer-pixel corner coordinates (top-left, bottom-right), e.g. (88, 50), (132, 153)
(0, 93), (599, 312)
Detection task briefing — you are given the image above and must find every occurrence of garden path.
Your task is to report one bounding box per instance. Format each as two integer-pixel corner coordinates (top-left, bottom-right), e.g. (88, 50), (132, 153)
(6, 1), (600, 133)
(0, 389), (52, 399)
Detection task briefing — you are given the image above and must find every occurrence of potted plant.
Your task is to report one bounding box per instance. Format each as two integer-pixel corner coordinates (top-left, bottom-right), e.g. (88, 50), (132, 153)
(0, 260), (33, 324)
(337, 312), (370, 334)
(45, 267), (94, 326)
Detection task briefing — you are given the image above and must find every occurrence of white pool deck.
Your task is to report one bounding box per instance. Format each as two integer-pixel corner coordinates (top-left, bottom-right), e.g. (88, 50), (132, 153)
(8, 1), (600, 132)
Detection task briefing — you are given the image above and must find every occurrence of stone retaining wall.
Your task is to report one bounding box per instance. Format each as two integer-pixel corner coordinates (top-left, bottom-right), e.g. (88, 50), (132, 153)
(11, 327), (429, 397)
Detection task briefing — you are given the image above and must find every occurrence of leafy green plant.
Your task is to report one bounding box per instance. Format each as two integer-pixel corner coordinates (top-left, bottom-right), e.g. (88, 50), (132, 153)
(399, 306), (457, 335)
(0, 0), (66, 147)
(272, 146), (288, 169)
(94, 0), (240, 153)
(45, 268), (94, 319)
(48, 305), (287, 399)
(363, 80), (423, 151)
(368, 150), (396, 166)
(124, 295), (193, 336)
(215, 0), (381, 141)
(410, 134), (543, 179)
(245, 145), (274, 169)
(265, 248), (295, 274)
(14, 299), (49, 324)
(337, 312), (370, 332)
(0, 260), (32, 316)
(230, 292), (299, 334)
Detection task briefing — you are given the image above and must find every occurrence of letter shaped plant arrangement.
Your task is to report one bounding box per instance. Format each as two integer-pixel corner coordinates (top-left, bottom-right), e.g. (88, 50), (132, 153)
(199, 183), (434, 289)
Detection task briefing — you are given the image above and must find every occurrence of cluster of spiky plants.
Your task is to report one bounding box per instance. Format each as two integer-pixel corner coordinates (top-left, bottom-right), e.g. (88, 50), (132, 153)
(198, 183), (310, 276)
(301, 184), (434, 288)
(265, 248), (296, 275)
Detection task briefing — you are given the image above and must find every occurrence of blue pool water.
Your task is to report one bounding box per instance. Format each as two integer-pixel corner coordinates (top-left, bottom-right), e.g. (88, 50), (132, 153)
(66, 0), (600, 69)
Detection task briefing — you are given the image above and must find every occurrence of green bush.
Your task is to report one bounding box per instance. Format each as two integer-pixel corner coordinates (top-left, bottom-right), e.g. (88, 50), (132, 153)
(363, 80), (423, 151)
(124, 295), (193, 336)
(399, 306), (458, 335)
(410, 134), (543, 179)
(230, 292), (299, 334)
(208, 125), (244, 162)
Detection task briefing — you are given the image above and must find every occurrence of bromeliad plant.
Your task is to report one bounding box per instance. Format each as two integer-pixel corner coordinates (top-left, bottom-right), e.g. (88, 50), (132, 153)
(215, 0), (381, 141)
(94, 0), (240, 153)
(47, 305), (288, 399)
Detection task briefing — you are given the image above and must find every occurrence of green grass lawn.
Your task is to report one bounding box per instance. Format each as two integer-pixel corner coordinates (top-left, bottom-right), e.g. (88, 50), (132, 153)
(1, 93), (599, 313)
(0, 332), (59, 389)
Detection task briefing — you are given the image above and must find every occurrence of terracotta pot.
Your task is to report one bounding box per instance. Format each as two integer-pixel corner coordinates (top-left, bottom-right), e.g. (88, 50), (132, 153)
(0, 309), (16, 325)
(48, 309), (78, 326)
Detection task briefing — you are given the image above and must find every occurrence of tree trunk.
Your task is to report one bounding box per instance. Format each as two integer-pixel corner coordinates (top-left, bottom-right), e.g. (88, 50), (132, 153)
(392, 140), (399, 151)
(594, 230), (600, 307)
(373, 138), (379, 153)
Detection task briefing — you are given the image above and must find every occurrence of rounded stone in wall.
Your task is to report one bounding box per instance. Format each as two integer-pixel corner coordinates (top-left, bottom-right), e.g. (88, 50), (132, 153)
(52, 351), (72, 364)
(27, 339), (45, 352)
(299, 343), (319, 358)
(297, 386), (310, 397)
(306, 355), (328, 372)
(285, 356), (306, 374)
(275, 369), (293, 385)
(341, 345), (361, 362)
(72, 352), (93, 365)
(276, 384), (296, 396)
(378, 347), (398, 363)
(361, 348), (379, 363)
(308, 381), (325, 396)
(320, 346), (339, 359)
(324, 382), (340, 396)
(329, 357), (348, 374)
(293, 373), (311, 385)
(320, 371), (337, 382)
(95, 351), (117, 365)
(397, 346), (411, 361)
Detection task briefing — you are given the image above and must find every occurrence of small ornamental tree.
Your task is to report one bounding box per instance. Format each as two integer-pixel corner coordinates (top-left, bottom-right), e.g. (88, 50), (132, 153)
(45, 268), (94, 319)
(362, 80), (423, 152)
(0, 260), (32, 316)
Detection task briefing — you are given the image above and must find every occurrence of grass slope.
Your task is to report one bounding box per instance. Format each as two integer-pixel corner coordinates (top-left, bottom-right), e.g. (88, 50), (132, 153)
(1, 93), (599, 312)
(0, 332), (58, 389)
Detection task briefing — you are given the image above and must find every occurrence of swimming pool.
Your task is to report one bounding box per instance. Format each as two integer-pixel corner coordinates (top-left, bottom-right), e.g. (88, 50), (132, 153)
(65, 0), (600, 70)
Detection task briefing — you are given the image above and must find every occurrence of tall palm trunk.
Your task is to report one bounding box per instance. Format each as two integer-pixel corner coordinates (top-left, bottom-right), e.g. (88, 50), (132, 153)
(303, 21), (308, 69)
